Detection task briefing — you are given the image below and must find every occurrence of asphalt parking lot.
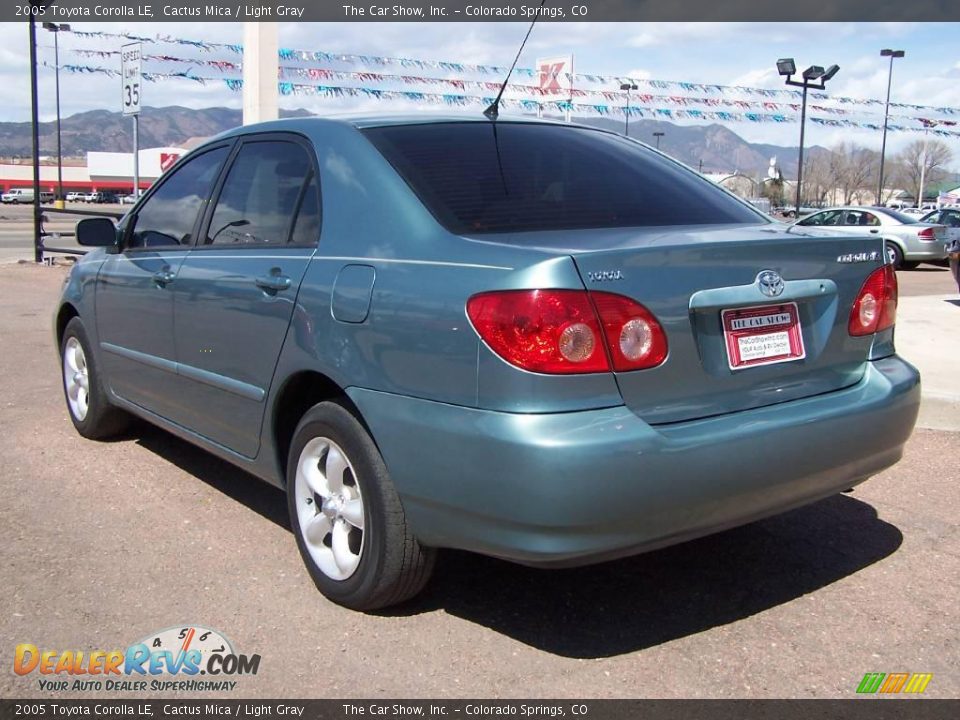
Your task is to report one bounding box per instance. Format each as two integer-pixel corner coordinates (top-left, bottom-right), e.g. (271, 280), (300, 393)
(0, 255), (957, 699)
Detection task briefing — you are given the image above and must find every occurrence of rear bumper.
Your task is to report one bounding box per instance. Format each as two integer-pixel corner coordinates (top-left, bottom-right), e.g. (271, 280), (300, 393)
(904, 244), (947, 261)
(348, 356), (920, 566)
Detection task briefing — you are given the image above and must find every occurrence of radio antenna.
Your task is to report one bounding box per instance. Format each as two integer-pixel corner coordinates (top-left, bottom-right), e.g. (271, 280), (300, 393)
(483, 0), (547, 120)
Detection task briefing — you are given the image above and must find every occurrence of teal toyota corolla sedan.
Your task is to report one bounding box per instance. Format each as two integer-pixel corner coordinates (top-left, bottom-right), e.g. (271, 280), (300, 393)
(56, 116), (920, 610)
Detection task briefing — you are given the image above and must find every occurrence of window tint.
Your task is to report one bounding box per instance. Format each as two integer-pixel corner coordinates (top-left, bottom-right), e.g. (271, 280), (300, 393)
(290, 174), (321, 246)
(799, 209), (843, 226)
(206, 141), (312, 246)
(943, 210), (960, 228)
(878, 209), (917, 224)
(364, 123), (762, 234)
(129, 147), (228, 248)
(843, 210), (880, 227)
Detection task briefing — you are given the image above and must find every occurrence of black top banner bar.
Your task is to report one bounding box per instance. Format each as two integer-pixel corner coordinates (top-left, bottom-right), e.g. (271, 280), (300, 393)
(9, 0), (960, 22)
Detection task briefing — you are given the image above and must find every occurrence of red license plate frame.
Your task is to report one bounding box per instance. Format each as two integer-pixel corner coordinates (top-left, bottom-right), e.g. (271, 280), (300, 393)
(721, 302), (805, 371)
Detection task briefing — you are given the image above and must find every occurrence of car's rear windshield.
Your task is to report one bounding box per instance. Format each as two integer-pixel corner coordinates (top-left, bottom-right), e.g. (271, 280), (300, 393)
(364, 122), (764, 234)
(877, 209), (918, 224)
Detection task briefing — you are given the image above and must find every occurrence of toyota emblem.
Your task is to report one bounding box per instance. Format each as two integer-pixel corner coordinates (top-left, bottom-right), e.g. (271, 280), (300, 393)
(757, 270), (785, 297)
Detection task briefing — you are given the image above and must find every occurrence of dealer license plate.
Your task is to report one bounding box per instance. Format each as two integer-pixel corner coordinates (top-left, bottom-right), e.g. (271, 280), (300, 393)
(721, 302), (805, 370)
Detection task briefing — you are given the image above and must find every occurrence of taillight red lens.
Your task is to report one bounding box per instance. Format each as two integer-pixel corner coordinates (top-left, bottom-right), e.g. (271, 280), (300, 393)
(466, 290), (609, 373)
(918, 227), (935, 240)
(589, 292), (669, 371)
(849, 265), (898, 336)
(466, 289), (668, 374)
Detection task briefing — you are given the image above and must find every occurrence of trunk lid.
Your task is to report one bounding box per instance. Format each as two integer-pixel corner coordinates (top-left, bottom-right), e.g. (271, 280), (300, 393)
(493, 223), (887, 424)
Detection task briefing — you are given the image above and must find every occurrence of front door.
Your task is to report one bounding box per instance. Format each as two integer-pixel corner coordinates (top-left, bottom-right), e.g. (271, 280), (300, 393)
(96, 145), (231, 420)
(169, 135), (321, 458)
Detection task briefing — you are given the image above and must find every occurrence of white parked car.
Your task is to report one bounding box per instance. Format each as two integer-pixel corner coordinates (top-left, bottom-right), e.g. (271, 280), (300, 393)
(2, 188), (34, 204)
(66, 191), (85, 202)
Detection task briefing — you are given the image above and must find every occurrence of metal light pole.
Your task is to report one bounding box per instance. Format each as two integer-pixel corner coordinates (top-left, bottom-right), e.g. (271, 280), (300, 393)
(43, 21), (70, 209)
(653, 131), (664, 150)
(776, 58), (839, 218)
(877, 49), (905, 206)
(620, 82), (637, 136)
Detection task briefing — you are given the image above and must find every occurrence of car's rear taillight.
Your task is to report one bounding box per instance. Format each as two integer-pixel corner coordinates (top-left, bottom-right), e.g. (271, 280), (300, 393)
(917, 226), (937, 241)
(848, 265), (898, 336)
(466, 290), (609, 374)
(589, 292), (669, 371)
(466, 290), (667, 374)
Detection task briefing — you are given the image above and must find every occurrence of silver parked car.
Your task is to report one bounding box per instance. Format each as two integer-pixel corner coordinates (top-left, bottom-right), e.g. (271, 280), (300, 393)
(790, 206), (947, 268)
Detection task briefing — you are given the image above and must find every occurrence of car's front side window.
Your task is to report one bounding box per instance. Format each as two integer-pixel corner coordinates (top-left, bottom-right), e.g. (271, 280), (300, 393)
(205, 141), (314, 246)
(128, 147), (229, 249)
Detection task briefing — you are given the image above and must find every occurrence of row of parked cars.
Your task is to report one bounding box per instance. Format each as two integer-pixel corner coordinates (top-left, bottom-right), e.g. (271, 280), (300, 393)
(786, 204), (958, 268)
(0, 188), (139, 204)
(65, 191), (138, 204)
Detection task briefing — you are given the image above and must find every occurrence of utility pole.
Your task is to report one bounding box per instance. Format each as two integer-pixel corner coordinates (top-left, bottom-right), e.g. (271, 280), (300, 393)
(243, 23), (279, 125)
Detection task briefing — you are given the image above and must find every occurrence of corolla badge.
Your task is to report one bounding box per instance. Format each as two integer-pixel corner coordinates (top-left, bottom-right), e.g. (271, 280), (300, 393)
(756, 270), (785, 297)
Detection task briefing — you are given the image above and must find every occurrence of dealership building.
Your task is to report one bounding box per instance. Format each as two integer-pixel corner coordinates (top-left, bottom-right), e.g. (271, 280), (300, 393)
(0, 146), (186, 196)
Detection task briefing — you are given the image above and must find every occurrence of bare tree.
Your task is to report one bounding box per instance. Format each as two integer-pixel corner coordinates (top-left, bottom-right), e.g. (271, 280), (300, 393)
(894, 138), (954, 205)
(828, 142), (879, 205)
(801, 153), (833, 206)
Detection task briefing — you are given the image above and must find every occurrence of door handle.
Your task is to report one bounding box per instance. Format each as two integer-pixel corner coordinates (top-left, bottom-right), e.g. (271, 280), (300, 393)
(153, 269), (175, 286)
(869, 229), (879, 234)
(255, 273), (292, 293)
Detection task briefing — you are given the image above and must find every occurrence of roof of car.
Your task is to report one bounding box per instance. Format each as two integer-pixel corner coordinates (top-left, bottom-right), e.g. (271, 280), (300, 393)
(221, 113), (604, 136)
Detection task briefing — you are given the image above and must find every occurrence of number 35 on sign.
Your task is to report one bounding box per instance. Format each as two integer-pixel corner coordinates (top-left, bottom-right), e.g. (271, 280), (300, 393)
(121, 42), (142, 116)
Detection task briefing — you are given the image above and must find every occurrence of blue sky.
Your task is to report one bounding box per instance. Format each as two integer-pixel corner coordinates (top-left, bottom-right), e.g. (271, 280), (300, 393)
(2, 21), (958, 166)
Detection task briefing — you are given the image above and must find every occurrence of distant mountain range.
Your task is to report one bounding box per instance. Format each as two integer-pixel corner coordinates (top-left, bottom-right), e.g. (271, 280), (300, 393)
(0, 105), (825, 178)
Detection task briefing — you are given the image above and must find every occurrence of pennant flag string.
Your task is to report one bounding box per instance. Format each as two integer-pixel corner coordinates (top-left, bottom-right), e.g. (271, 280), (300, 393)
(53, 46), (956, 124)
(56, 27), (960, 118)
(50, 62), (960, 137)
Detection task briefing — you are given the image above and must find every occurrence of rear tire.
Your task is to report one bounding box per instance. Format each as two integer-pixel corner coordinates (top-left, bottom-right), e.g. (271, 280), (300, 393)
(60, 317), (130, 439)
(286, 400), (435, 611)
(885, 242), (904, 269)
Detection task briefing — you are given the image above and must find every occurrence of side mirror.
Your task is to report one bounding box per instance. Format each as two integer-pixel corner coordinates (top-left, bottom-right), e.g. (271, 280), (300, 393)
(76, 217), (118, 247)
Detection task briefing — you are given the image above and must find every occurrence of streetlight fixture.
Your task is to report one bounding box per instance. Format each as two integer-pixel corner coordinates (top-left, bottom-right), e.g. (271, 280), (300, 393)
(777, 57), (839, 218)
(620, 82), (638, 136)
(653, 131), (664, 150)
(42, 21), (70, 209)
(877, 49), (905, 206)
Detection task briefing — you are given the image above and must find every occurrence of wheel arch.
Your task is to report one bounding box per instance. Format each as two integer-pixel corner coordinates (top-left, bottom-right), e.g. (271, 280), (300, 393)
(55, 303), (80, 346)
(270, 370), (371, 485)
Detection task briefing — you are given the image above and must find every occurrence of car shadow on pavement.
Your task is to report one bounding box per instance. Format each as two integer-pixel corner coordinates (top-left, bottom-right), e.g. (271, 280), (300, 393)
(133, 423), (290, 531)
(945, 299), (960, 307)
(129, 424), (902, 660)
(398, 494), (903, 658)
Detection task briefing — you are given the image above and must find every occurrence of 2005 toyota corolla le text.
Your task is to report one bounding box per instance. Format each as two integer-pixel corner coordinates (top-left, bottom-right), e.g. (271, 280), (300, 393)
(56, 115), (920, 610)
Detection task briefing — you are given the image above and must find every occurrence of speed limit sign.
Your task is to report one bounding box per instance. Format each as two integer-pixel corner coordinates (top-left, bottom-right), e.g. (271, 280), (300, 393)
(121, 42), (142, 116)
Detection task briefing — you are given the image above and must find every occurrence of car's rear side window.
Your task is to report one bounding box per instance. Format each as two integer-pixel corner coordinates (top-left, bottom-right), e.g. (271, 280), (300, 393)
(206, 140), (314, 246)
(364, 123), (763, 234)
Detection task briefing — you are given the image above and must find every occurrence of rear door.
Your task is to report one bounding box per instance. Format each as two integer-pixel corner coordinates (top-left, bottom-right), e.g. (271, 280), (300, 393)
(96, 144), (231, 419)
(168, 134), (321, 458)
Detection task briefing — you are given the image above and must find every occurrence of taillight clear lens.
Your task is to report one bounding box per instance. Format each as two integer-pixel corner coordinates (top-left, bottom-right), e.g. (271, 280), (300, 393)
(466, 290), (609, 373)
(589, 292), (668, 371)
(849, 265), (897, 336)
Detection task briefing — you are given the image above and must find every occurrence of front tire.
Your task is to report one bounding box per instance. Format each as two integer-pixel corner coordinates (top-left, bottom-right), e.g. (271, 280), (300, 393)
(287, 401), (435, 611)
(60, 317), (129, 439)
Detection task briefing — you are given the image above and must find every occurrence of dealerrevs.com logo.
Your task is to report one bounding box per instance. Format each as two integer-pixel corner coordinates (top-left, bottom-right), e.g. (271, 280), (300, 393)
(13, 625), (260, 692)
